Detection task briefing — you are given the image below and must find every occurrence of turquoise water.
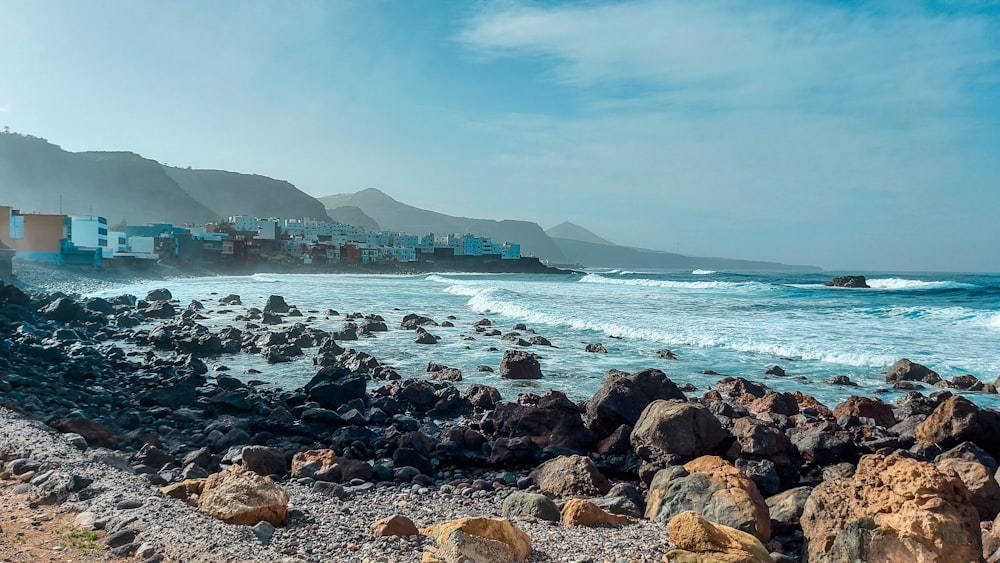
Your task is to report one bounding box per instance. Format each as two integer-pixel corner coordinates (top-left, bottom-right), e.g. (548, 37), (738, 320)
(88, 270), (1000, 409)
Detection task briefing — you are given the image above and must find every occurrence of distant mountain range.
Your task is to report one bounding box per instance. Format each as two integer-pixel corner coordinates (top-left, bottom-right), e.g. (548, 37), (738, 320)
(0, 132), (816, 270)
(0, 133), (328, 226)
(322, 188), (818, 271)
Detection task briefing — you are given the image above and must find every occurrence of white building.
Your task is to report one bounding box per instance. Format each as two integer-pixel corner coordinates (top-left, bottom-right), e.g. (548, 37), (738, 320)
(257, 220), (279, 240)
(68, 216), (110, 257)
(229, 215), (261, 233)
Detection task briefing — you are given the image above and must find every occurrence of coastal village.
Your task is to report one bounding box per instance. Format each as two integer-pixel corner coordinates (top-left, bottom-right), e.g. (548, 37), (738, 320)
(0, 204), (523, 276)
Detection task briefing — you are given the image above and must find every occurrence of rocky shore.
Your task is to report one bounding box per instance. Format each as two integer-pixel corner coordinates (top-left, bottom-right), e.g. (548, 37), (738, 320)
(3, 280), (1000, 562)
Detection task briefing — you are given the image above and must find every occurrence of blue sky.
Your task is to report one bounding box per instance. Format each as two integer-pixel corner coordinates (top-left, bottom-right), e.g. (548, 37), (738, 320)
(1, 0), (999, 271)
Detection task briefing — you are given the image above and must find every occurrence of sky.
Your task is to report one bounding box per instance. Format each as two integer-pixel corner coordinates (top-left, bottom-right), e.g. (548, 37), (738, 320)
(1, 0), (999, 271)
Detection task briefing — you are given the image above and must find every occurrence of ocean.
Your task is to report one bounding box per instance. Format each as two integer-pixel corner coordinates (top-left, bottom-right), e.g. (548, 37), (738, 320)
(87, 269), (1000, 410)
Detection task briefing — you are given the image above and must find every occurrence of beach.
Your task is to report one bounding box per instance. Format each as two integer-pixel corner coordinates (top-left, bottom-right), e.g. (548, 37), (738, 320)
(2, 267), (1000, 562)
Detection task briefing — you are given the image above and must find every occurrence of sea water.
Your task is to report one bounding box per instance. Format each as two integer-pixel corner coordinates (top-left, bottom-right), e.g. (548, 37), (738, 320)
(87, 270), (1000, 409)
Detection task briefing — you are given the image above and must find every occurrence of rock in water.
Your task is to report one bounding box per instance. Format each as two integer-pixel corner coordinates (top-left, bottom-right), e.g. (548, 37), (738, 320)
(499, 349), (542, 379)
(800, 452), (981, 563)
(824, 276), (869, 288)
(663, 511), (772, 563)
(197, 465), (289, 526)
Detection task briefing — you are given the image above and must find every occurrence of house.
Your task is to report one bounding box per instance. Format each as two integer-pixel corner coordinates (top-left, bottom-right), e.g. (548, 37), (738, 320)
(0, 205), (67, 262)
(0, 239), (14, 283)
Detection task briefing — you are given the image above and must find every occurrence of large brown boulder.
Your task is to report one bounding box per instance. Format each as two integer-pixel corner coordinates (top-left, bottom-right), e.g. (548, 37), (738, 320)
(631, 400), (728, 467)
(937, 454), (1000, 521)
(420, 517), (531, 562)
(560, 499), (633, 527)
(833, 396), (896, 427)
(585, 368), (686, 438)
(732, 417), (787, 457)
(197, 465), (289, 526)
(646, 456), (770, 542)
(748, 392), (799, 417)
(530, 455), (611, 498)
(800, 452), (981, 563)
(916, 395), (1000, 454)
(663, 510), (772, 563)
(885, 358), (941, 384)
(371, 514), (419, 538)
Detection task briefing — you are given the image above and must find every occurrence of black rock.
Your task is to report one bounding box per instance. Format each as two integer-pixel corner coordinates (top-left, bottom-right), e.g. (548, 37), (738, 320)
(824, 276), (869, 288)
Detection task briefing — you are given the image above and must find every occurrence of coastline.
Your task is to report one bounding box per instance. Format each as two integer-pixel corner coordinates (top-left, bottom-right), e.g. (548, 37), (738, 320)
(2, 278), (1000, 562)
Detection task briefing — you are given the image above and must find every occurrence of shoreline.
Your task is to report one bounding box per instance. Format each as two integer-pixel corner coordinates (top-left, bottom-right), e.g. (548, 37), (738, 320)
(2, 282), (1000, 561)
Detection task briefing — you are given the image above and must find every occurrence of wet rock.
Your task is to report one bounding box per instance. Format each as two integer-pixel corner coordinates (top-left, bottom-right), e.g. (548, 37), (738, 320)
(263, 295), (290, 314)
(303, 364), (367, 411)
(886, 358), (942, 385)
(413, 327), (439, 345)
(499, 350), (542, 380)
(585, 343), (607, 353)
(400, 313), (437, 329)
(657, 349), (679, 360)
(146, 288), (173, 301)
(824, 276), (869, 288)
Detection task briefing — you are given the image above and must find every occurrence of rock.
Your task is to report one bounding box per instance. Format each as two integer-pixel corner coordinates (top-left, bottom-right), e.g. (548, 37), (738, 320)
(219, 294), (241, 305)
(631, 400), (728, 467)
(560, 498), (633, 527)
(731, 418), (787, 457)
(241, 446), (287, 477)
(197, 465), (289, 526)
(832, 396), (896, 427)
(764, 365), (786, 377)
(827, 375), (857, 386)
(251, 521), (275, 545)
(161, 479), (206, 506)
(585, 343), (608, 353)
(663, 510), (772, 563)
(886, 358), (941, 384)
(947, 374), (985, 391)
(586, 368), (686, 438)
(427, 363), (462, 381)
(936, 453), (1000, 521)
(39, 297), (83, 322)
(464, 384), (502, 411)
(263, 295), (290, 314)
(646, 456), (771, 541)
(824, 276), (869, 288)
(303, 364), (367, 411)
(400, 313), (438, 329)
(493, 390), (594, 451)
(715, 377), (767, 402)
(499, 350), (542, 379)
(372, 514), (419, 538)
(747, 392), (799, 417)
(916, 395), (1000, 453)
(146, 288), (173, 301)
(501, 492), (561, 522)
(800, 452), (981, 563)
(290, 449), (340, 482)
(49, 418), (117, 449)
(766, 486), (812, 525)
(530, 455), (611, 498)
(420, 517), (531, 562)
(414, 328), (438, 345)
(658, 349), (679, 360)
(787, 421), (856, 466)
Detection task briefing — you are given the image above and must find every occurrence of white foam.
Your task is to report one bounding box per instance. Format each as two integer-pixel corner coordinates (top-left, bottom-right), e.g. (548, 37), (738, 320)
(692, 269), (716, 275)
(866, 278), (976, 290)
(987, 313), (1000, 329)
(579, 273), (756, 290)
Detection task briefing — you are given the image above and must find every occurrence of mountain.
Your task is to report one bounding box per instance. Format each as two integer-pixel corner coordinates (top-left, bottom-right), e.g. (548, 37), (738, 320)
(319, 188), (567, 262)
(0, 132), (330, 226)
(551, 237), (820, 271)
(0, 134), (219, 225)
(327, 206), (380, 231)
(164, 167), (329, 221)
(546, 222), (616, 246)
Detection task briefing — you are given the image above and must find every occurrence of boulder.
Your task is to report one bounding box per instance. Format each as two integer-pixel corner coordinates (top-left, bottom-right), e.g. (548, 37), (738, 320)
(530, 455), (611, 498)
(400, 313), (438, 329)
(936, 453), (1000, 521)
(371, 514), (419, 538)
(646, 456), (771, 541)
(50, 418), (117, 449)
(766, 486), (812, 525)
(219, 294), (242, 305)
(663, 510), (772, 563)
(833, 396), (896, 428)
(586, 368), (686, 438)
(886, 358), (941, 384)
(731, 417), (787, 457)
(197, 465), (289, 526)
(560, 499), (633, 527)
(916, 395), (1000, 454)
(787, 421), (856, 466)
(631, 400), (728, 467)
(501, 492), (561, 522)
(39, 297), (83, 322)
(585, 343), (608, 353)
(824, 275), (869, 288)
(420, 517), (531, 562)
(146, 288), (173, 301)
(263, 295), (290, 314)
(290, 449), (340, 482)
(748, 392), (799, 417)
(414, 327), (438, 345)
(303, 364), (367, 411)
(492, 390), (594, 452)
(800, 452), (981, 563)
(499, 350), (542, 379)
(241, 446), (287, 477)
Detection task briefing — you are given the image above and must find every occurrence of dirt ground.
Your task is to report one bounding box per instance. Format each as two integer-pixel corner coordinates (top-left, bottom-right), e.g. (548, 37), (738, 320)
(0, 480), (111, 563)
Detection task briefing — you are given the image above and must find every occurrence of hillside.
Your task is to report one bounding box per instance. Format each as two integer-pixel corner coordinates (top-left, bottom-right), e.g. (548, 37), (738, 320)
(327, 205), (380, 231)
(164, 166), (329, 221)
(0, 132), (331, 226)
(551, 237), (820, 271)
(320, 188), (567, 262)
(546, 221), (616, 246)
(0, 134), (218, 225)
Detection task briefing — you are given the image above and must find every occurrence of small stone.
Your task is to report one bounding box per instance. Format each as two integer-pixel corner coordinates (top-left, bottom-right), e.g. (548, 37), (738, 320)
(116, 499), (144, 510)
(105, 529), (137, 548)
(136, 543), (156, 559)
(252, 521), (276, 544)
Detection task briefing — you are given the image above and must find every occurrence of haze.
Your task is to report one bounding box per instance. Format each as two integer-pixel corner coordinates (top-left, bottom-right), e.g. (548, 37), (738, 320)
(1, 1), (998, 272)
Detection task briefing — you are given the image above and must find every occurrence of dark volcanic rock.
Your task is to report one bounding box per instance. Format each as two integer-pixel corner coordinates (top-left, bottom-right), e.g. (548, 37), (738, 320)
(493, 390), (594, 453)
(499, 350), (542, 380)
(824, 276), (869, 288)
(586, 368), (686, 439)
(263, 295), (290, 314)
(585, 343), (608, 353)
(146, 288), (173, 301)
(303, 364), (367, 411)
(885, 358), (941, 385)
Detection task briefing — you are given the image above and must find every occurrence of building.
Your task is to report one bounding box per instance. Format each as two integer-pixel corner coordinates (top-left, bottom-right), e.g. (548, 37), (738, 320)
(67, 216), (110, 257)
(502, 243), (521, 260)
(0, 205), (67, 262)
(0, 239), (14, 283)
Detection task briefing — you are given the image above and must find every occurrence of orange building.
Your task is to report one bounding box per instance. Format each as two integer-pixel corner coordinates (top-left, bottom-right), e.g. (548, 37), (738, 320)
(0, 205), (67, 262)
